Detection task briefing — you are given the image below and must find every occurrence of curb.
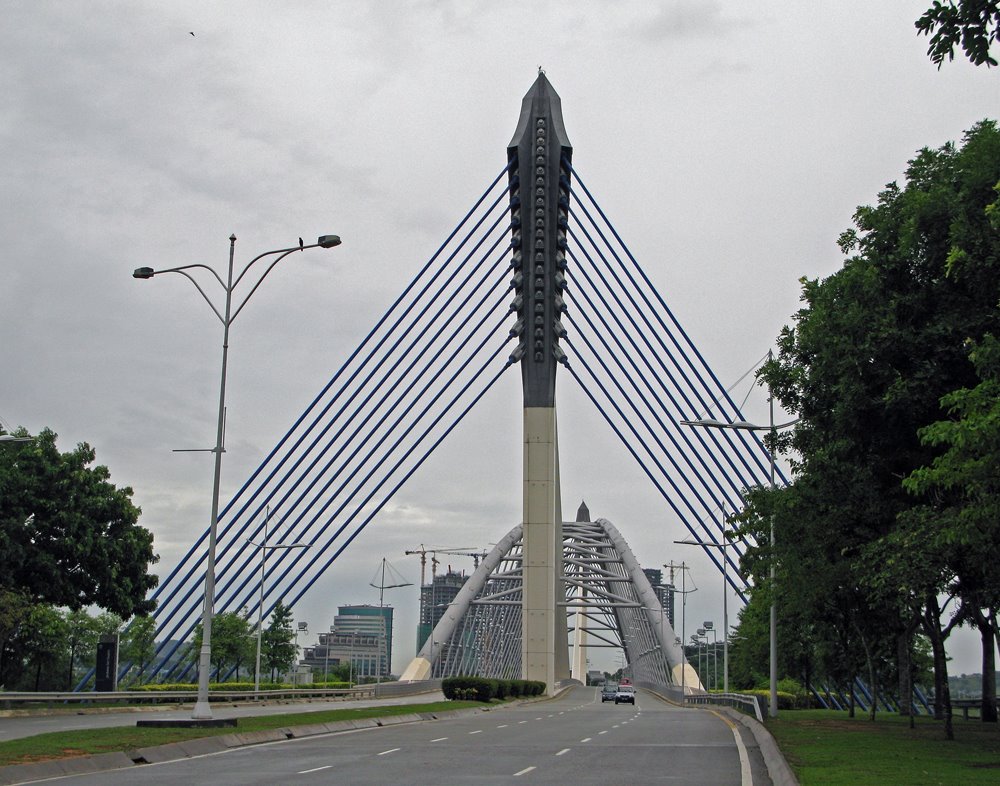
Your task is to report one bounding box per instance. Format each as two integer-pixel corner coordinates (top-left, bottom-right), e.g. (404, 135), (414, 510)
(717, 707), (799, 786)
(0, 706), (490, 785)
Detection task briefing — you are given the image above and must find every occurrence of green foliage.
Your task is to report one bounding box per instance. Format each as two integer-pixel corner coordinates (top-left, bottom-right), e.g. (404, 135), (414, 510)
(260, 600), (296, 682)
(0, 428), (158, 618)
(192, 611), (253, 681)
(441, 676), (545, 701)
(120, 615), (157, 684)
(737, 120), (1000, 713)
(916, 1), (1000, 67)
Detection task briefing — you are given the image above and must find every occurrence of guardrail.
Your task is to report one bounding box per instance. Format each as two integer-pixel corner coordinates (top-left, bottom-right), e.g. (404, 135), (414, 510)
(951, 697), (1000, 720)
(685, 692), (764, 722)
(0, 680), (444, 711)
(0, 686), (377, 709)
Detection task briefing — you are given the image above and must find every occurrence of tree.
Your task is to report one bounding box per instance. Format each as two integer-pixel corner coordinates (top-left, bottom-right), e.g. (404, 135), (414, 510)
(192, 610), (253, 682)
(0, 589), (33, 688)
(904, 334), (1000, 721)
(917, 1), (1000, 67)
(0, 428), (159, 617)
(20, 605), (68, 691)
(749, 120), (1000, 735)
(120, 614), (158, 685)
(64, 609), (101, 689)
(261, 601), (296, 682)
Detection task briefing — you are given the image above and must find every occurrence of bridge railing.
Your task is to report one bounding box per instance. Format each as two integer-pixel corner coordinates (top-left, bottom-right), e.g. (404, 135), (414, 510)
(684, 691), (764, 722)
(1, 679), (443, 710)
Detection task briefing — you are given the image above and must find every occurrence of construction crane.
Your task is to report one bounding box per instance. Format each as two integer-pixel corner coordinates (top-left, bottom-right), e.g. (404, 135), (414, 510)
(404, 545), (484, 586)
(434, 548), (490, 570)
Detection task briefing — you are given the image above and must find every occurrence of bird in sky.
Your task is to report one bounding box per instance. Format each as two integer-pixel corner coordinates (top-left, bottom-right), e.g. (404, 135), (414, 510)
(189, 32), (195, 36)
(299, 237), (304, 250)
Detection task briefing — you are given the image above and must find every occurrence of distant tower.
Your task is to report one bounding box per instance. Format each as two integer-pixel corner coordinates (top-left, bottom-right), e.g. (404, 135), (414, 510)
(507, 72), (573, 691)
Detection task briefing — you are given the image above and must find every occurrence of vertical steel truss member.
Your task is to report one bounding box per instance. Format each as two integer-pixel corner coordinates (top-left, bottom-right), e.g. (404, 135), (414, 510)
(507, 72), (573, 691)
(400, 512), (701, 692)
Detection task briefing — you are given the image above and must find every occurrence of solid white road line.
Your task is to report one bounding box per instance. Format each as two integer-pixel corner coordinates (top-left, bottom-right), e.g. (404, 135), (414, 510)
(712, 711), (754, 786)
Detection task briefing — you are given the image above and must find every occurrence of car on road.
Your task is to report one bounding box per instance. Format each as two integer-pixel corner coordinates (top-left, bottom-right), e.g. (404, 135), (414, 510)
(615, 685), (636, 704)
(601, 683), (618, 702)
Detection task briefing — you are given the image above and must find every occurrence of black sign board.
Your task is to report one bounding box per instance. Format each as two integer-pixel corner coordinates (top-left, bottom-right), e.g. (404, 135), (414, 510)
(95, 635), (119, 691)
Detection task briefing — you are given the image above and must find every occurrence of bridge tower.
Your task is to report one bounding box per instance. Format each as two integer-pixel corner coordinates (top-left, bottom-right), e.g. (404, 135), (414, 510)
(507, 72), (573, 690)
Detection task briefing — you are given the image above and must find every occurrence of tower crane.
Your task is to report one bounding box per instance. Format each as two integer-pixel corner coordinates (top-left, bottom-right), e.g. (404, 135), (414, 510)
(404, 545), (485, 586)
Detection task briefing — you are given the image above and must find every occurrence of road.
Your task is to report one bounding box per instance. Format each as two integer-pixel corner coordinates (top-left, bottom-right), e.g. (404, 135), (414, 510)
(0, 692), (445, 742)
(38, 687), (772, 785)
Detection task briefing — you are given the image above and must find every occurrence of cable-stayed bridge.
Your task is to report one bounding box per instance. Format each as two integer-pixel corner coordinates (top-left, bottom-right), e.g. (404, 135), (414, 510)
(133, 73), (781, 693)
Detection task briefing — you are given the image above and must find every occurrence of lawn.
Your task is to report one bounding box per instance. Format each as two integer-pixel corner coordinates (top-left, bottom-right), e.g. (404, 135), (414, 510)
(768, 709), (1000, 786)
(0, 700), (481, 767)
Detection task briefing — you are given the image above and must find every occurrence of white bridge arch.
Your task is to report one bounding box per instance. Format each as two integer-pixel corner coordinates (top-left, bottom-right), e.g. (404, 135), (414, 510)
(401, 506), (701, 691)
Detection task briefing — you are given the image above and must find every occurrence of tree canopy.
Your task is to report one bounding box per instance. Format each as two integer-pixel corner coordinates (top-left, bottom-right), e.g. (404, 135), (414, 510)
(917, 1), (1000, 67)
(0, 428), (158, 618)
(735, 120), (1000, 729)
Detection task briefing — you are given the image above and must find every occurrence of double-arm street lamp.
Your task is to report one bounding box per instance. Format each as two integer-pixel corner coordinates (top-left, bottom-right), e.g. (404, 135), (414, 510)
(679, 351), (795, 717)
(134, 233), (341, 719)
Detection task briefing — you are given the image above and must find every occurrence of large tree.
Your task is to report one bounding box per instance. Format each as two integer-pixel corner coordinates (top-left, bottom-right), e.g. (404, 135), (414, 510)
(0, 428), (158, 617)
(904, 333), (1000, 721)
(744, 120), (1000, 733)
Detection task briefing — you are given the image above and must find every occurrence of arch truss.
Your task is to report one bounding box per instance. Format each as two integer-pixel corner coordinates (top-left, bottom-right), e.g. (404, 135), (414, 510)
(401, 512), (701, 691)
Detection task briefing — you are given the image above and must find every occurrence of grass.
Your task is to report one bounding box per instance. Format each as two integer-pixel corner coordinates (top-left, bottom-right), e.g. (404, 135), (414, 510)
(0, 700), (481, 767)
(767, 709), (1000, 786)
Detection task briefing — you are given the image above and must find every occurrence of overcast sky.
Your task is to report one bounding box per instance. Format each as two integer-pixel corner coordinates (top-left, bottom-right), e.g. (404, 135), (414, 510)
(2, 2), (996, 676)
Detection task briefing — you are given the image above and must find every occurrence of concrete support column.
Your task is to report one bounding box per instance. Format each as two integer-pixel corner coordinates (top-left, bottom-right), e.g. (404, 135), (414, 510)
(522, 407), (564, 691)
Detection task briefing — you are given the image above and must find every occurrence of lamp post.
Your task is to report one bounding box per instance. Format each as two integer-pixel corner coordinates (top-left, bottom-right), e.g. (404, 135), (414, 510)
(667, 561), (696, 695)
(674, 503), (731, 693)
(248, 507), (308, 698)
(679, 354), (795, 717)
(133, 232), (341, 719)
(703, 622), (718, 690)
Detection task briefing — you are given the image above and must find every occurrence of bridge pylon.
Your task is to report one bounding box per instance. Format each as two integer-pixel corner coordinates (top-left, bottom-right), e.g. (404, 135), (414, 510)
(507, 72), (573, 692)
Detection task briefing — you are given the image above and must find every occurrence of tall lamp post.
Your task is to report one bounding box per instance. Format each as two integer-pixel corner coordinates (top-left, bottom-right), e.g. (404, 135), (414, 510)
(679, 352), (796, 717)
(134, 232), (341, 719)
(675, 503), (731, 693)
(248, 506), (308, 698)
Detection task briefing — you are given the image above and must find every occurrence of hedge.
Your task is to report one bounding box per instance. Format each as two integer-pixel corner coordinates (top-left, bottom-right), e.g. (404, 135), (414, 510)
(442, 676), (546, 702)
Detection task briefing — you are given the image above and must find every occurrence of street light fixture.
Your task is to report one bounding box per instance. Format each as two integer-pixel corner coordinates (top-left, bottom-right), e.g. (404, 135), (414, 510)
(679, 350), (796, 717)
(133, 233), (342, 719)
(675, 503), (731, 693)
(247, 507), (309, 698)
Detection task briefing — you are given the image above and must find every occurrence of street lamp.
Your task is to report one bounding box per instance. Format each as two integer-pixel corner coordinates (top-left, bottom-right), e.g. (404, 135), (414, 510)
(675, 503), (731, 693)
(247, 507), (308, 698)
(133, 233), (341, 719)
(703, 621), (717, 690)
(679, 351), (796, 717)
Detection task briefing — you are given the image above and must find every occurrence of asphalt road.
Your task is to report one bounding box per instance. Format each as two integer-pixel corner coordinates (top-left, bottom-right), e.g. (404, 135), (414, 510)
(35, 687), (772, 785)
(0, 692), (446, 742)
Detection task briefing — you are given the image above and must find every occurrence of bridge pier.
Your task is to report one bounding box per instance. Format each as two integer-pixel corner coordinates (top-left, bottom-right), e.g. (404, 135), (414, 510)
(521, 407), (570, 691)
